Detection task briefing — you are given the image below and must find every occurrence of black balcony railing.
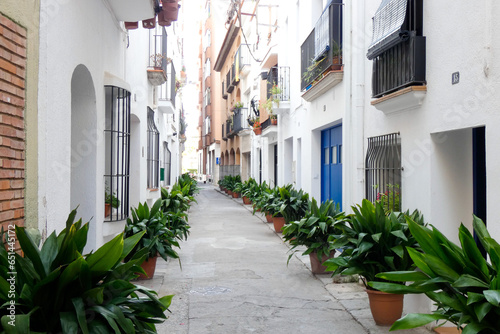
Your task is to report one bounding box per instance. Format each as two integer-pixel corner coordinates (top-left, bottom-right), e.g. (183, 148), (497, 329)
(300, 1), (342, 91)
(226, 119), (235, 138)
(232, 108), (244, 134)
(237, 44), (250, 72)
(222, 80), (228, 99)
(226, 70), (234, 93)
(149, 27), (168, 74)
(261, 117), (272, 131)
(372, 33), (426, 98)
(267, 66), (290, 102)
(159, 62), (176, 108)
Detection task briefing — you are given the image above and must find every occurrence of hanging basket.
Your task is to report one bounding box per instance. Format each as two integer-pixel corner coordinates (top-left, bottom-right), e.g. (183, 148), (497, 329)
(124, 21), (139, 30)
(253, 127), (262, 135)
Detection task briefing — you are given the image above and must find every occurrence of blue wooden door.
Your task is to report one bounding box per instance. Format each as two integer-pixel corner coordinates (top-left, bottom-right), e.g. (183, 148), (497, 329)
(321, 125), (342, 209)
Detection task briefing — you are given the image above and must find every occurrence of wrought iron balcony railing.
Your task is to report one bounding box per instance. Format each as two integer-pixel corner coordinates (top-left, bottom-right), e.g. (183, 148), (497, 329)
(300, 1), (343, 91)
(266, 66), (290, 102)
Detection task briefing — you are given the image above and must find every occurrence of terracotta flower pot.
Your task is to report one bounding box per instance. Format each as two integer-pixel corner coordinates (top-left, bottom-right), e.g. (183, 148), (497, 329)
(136, 256), (158, 280)
(253, 127), (262, 135)
(366, 289), (404, 326)
(124, 21), (139, 30)
(232, 192), (240, 198)
(273, 216), (286, 233)
(105, 203), (111, 217)
(228, 190), (233, 196)
(265, 213), (273, 223)
(243, 196), (252, 205)
(309, 251), (335, 274)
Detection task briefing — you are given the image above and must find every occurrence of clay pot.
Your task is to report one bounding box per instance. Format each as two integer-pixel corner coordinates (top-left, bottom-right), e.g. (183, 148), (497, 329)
(142, 17), (156, 29)
(273, 216), (286, 233)
(136, 256), (158, 280)
(227, 190), (233, 196)
(309, 251), (335, 274)
(232, 192), (240, 198)
(243, 196), (252, 205)
(124, 21), (139, 30)
(105, 203), (111, 217)
(265, 213), (273, 223)
(253, 127), (262, 135)
(366, 289), (404, 326)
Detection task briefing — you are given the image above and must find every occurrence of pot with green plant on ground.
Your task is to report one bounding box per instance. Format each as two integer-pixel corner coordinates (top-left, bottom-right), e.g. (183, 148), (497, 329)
(282, 198), (344, 274)
(124, 198), (180, 279)
(370, 216), (500, 333)
(279, 185), (310, 225)
(0, 209), (172, 333)
(324, 199), (426, 326)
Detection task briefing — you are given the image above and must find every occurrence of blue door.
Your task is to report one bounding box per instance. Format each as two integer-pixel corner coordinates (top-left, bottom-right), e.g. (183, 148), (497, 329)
(321, 125), (342, 209)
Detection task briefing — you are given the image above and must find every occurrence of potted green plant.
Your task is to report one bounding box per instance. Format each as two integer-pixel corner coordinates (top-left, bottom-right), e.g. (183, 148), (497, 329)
(282, 198), (344, 274)
(241, 178), (258, 205)
(251, 117), (261, 135)
(324, 199), (426, 325)
(105, 187), (120, 217)
(0, 209), (172, 332)
(231, 101), (244, 113)
(371, 216), (500, 333)
(124, 198), (180, 279)
(265, 186), (287, 233)
(278, 185), (310, 224)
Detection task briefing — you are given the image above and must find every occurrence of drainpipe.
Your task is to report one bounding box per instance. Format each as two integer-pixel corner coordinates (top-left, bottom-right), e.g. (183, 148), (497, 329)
(346, 0), (365, 210)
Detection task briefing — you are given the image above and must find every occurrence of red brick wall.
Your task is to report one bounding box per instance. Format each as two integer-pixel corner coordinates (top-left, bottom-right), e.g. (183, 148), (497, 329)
(0, 13), (26, 239)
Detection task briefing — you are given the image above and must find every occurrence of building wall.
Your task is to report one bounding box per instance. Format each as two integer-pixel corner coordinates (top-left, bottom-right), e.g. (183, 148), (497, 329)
(0, 1), (40, 231)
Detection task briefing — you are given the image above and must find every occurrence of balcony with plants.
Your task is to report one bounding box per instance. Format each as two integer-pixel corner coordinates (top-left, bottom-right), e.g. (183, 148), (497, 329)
(158, 61), (177, 114)
(300, 1), (343, 102)
(265, 66), (290, 115)
(148, 27), (168, 86)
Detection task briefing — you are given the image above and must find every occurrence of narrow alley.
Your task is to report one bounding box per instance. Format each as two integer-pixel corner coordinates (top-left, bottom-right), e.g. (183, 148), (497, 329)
(145, 184), (433, 334)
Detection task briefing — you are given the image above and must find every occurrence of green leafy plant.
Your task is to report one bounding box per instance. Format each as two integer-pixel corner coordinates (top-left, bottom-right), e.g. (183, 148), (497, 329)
(177, 172), (200, 196)
(282, 198), (344, 264)
(160, 186), (191, 241)
(371, 216), (500, 333)
(278, 185), (310, 223)
(105, 187), (120, 208)
(324, 199), (426, 287)
(374, 183), (401, 212)
(0, 209), (172, 333)
(231, 101), (244, 112)
(124, 199), (180, 262)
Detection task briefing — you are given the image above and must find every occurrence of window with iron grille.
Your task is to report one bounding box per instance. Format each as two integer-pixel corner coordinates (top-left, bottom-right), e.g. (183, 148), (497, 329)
(147, 108), (160, 189)
(163, 142), (171, 186)
(104, 86), (130, 222)
(367, 0), (425, 98)
(365, 133), (402, 211)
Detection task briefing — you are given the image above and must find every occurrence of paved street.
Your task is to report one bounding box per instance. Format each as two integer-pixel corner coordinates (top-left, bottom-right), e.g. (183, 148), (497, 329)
(144, 184), (434, 334)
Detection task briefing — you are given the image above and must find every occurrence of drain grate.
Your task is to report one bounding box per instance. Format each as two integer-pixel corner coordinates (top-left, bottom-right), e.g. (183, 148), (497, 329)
(189, 286), (232, 296)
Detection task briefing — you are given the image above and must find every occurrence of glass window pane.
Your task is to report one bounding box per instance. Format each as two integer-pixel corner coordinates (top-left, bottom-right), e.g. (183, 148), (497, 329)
(338, 144), (342, 164)
(332, 146), (338, 164)
(324, 147), (330, 164)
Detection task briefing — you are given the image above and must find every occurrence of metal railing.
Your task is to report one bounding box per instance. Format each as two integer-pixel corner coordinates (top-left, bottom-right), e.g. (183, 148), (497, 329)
(237, 44), (251, 71)
(149, 27), (168, 74)
(159, 62), (176, 108)
(300, 2), (343, 91)
(232, 108), (244, 133)
(267, 66), (290, 102)
(226, 70), (234, 93)
(261, 117), (272, 131)
(372, 33), (426, 98)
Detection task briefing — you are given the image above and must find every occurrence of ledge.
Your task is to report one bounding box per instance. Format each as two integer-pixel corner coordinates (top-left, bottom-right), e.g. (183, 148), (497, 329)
(272, 101), (290, 115)
(262, 124), (277, 138)
(301, 70), (343, 102)
(371, 86), (427, 115)
(147, 69), (167, 86)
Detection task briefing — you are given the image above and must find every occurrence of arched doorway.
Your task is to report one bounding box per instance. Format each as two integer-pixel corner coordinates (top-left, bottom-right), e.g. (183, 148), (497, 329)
(70, 64), (97, 248)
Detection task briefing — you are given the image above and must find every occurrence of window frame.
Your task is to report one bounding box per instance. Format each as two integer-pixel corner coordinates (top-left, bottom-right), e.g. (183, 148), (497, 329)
(147, 107), (160, 189)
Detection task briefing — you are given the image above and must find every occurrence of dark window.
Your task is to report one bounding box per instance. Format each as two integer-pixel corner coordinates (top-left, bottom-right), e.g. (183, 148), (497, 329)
(163, 142), (171, 186)
(368, 0), (425, 97)
(147, 108), (160, 189)
(104, 86), (130, 222)
(365, 133), (402, 211)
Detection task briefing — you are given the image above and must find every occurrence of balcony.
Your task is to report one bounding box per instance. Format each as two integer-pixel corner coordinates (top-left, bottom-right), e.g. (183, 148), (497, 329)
(158, 62), (176, 113)
(232, 108), (244, 134)
(226, 119), (235, 138)
(222, 80), (228, 99)
(237, 44), (251, 77)
(226, 70), (234, 93)
(300, 1), (343, 98)
(267, 66), (291, 115)
(231, 62), (238, 87)
(108, 0), (159, 22)
(147, 27), (168, 86)
(371, 33), (426, 98)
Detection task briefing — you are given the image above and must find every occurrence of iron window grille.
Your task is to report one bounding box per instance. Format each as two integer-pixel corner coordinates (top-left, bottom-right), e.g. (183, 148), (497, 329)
(104, 86), (130, 222)
(147, 108), (160, 189)
(365, 132), (402, 211)
(163, 142), (171, 186)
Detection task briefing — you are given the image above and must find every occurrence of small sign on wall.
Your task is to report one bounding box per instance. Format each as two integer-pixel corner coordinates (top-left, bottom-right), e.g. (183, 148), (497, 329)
(216, 157), (220, 165)
(452, 72), (460, 85)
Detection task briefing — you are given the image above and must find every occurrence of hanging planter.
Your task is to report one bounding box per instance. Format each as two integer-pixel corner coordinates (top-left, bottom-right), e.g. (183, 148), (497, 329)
(253, 127), (262, 135)
(158, 0), (180, 25)
(142, 17), (156, 29)
(124, 21), (139, 30)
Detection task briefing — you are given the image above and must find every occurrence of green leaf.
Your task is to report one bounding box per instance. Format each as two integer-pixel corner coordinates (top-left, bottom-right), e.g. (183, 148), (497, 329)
(40, 231), (58, 272)
(121, 230), (146, 261)
(452, 274), (489, 289)
(459, 224), (489, 279)
(86, 233), (123, 273)
(159, 294), (174, 310)
(1, 314), (31, 334)
(391, 245), (404, 258)
(390, 230), (408, 242)
(72, 297), (89, 334)
(15, 225), (46, 278)
(369, 281), (428, 294)
(372, 233), (382, 243)
(375, 270), (429, 282)
(467, 292), (485, 305)
(483, 290), (500, 307)
(474, 302), (492, 322)
(60, 312), (79, 334)
(390, 313), (448, 331)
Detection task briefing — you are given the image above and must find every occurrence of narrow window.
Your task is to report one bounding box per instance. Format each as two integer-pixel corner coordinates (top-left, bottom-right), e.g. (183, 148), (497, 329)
(147, 108), (160, 189)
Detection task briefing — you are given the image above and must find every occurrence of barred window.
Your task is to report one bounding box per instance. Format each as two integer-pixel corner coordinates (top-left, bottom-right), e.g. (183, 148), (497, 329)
(365, 132), (402, 211)
(147, 108), (160, 189)
(104, 86), (130, 222)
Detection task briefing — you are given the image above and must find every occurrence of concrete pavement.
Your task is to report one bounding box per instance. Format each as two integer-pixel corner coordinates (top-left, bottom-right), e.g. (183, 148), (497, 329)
(142, 183), (435, 334)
